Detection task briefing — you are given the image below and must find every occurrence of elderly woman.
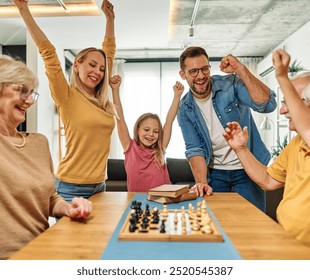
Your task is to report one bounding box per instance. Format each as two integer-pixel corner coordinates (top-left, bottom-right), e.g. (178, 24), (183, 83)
(0, 55), (93, 260)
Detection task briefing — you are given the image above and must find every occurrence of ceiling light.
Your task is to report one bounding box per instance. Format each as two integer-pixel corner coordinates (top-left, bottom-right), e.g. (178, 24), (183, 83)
(189, 26), (194, 37)
(56, 0), (69, 13)
(189, 0), (200, 37)
(0, 1), (100, 18)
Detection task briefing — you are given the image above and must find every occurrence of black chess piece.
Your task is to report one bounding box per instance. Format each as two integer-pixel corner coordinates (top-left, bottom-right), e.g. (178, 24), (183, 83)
(131, 212), (139, 223)
(129, 217), (137, 232)
(131, 200), (137, 209)
(142, 214), (150, 224)
(141, 222), (148, 229)
(152, 211), (160, 224)
(136, 201), (142, 215)
(160, 220), (166, 233)
(145, 204), (150, 216)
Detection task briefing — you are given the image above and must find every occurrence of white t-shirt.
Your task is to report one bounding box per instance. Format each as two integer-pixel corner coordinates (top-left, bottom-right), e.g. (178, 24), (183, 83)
(194, 94), (243, 170)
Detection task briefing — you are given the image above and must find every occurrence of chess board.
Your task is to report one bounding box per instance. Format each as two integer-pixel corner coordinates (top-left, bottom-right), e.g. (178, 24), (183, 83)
(118, 200), (223, 242)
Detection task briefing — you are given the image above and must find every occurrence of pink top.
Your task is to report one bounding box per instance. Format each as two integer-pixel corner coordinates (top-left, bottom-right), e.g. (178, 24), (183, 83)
(124, 140), (171, 192)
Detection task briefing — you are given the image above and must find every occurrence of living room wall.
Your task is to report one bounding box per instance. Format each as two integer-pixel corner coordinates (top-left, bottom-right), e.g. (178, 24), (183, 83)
(256, 21), (310, 152)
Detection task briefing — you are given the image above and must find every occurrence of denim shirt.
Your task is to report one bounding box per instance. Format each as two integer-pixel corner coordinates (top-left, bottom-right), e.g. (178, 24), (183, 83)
(177, 74), (277, 166)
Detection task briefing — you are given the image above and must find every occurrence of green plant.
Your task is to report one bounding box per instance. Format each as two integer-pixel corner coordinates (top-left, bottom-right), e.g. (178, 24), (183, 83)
(271, 135), (288, 158)
(288, 59), (304, 73)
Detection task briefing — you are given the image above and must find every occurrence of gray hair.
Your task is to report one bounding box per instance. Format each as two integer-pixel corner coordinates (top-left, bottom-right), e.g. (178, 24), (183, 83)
(292, 71), (310, 101)
(303, 82), (310, 101)
(0, 55), (38, 92)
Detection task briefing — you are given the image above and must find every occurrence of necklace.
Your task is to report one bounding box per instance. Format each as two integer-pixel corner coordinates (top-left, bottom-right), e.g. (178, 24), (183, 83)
(13, 131), (26, 151)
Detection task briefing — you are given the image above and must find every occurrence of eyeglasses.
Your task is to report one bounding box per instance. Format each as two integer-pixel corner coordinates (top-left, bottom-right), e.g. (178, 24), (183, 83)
(187, 65), (211, 77)
(6, 83), (39, 103)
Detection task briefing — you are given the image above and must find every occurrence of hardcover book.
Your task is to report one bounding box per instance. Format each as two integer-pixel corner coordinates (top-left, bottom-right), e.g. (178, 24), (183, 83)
(148, 191), (198, 204)
(147, 184), (190, 198)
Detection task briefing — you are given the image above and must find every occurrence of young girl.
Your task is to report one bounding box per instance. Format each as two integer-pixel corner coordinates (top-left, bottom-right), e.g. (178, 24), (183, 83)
(110, 75), (184, 192)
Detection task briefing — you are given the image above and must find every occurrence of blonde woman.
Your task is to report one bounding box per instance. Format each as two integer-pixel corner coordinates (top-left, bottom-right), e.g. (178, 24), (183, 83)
(14, 0), (117, 202)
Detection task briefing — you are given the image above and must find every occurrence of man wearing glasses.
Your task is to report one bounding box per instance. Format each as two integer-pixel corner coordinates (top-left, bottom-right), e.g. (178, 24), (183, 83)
(273, 49), (310, 147)
(177, 46), (277, 211)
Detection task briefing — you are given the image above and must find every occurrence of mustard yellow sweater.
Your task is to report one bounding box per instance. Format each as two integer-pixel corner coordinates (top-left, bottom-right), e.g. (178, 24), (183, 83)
(0, 133), (64, 259)
(38, 38), (116, 184)
(268, 135), (310, 246)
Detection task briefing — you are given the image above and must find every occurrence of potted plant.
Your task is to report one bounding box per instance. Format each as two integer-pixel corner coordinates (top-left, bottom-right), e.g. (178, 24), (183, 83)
(288, 59), (304, 76)
(271, 135), (288, 159)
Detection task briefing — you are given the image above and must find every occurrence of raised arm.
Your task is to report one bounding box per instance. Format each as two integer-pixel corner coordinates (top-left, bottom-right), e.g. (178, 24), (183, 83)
(109, 75), (131, 151)
(162, 81), (184, 149)
(220, 54), (271, 103)
(102, 0), (116, 78)
(273, 49), (310, 146)
(223, 121), (283, 191)
(102, 0), (115, 38)
(14, 0), (48, 46)
(101, 0), (115, 38)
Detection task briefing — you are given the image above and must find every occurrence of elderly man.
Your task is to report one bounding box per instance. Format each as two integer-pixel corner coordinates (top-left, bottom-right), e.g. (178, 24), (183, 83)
(273, 49), (310, 146)
(222, 51), (310, 246)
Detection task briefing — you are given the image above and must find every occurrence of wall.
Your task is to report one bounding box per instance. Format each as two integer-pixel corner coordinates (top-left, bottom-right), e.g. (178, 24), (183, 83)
(256, 21), (310, 152)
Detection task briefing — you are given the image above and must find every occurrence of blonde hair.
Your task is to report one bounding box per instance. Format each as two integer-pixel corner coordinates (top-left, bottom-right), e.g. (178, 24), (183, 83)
(0, 55), (38, 92)
(133, 113), (165, 166)
(70, 48), (117, 116)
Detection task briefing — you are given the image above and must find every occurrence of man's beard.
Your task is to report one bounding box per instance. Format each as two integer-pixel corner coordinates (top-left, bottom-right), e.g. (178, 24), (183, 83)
(192, 79), (211, 96)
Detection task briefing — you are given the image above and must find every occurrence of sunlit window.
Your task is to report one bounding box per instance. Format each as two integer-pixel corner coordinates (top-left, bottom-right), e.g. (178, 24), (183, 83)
(110, 60), (222, 159)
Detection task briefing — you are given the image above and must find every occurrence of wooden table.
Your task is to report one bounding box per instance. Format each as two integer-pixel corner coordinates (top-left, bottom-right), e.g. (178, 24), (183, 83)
(9, 192), (310, 260)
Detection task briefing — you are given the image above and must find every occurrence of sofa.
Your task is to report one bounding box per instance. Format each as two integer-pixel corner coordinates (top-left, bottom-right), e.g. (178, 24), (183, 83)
(106, 157), (195, 192)
(105, 157), (283, 222)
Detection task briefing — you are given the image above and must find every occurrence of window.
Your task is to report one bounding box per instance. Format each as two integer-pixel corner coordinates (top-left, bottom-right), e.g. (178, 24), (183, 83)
(110, 60), (222, 159)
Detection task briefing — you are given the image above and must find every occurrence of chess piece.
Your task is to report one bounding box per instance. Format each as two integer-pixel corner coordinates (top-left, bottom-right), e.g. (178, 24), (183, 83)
(162, 205), (168, 219)
(201, 224), (213, 234)
(152, 211), (160, 224)
(160, 220), (166, 233)
(145, 204), (150, 216)
(141, 221), (148, 229)
(131, 200), (137, 209)
(142, 214), (150, 224)
(191, 215), (200, 231)
(136, 201), (142, 215)
(201, 200), (207, 214)
(129, 217), (138, 232)
(174, 210), (178, 225)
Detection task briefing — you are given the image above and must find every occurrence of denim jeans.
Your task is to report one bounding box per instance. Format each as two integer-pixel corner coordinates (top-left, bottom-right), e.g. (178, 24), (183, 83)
(209, 168), (266, 212)
(55, 178), (106, 203)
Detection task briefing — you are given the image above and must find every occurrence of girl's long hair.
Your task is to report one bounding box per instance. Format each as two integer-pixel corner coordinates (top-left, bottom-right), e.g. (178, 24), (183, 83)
(70, 47), (117, 116)
(133, 113), (165, 166)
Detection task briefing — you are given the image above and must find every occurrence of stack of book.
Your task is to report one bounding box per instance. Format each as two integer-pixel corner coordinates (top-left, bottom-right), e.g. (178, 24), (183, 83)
(147, 184), (197, 204)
